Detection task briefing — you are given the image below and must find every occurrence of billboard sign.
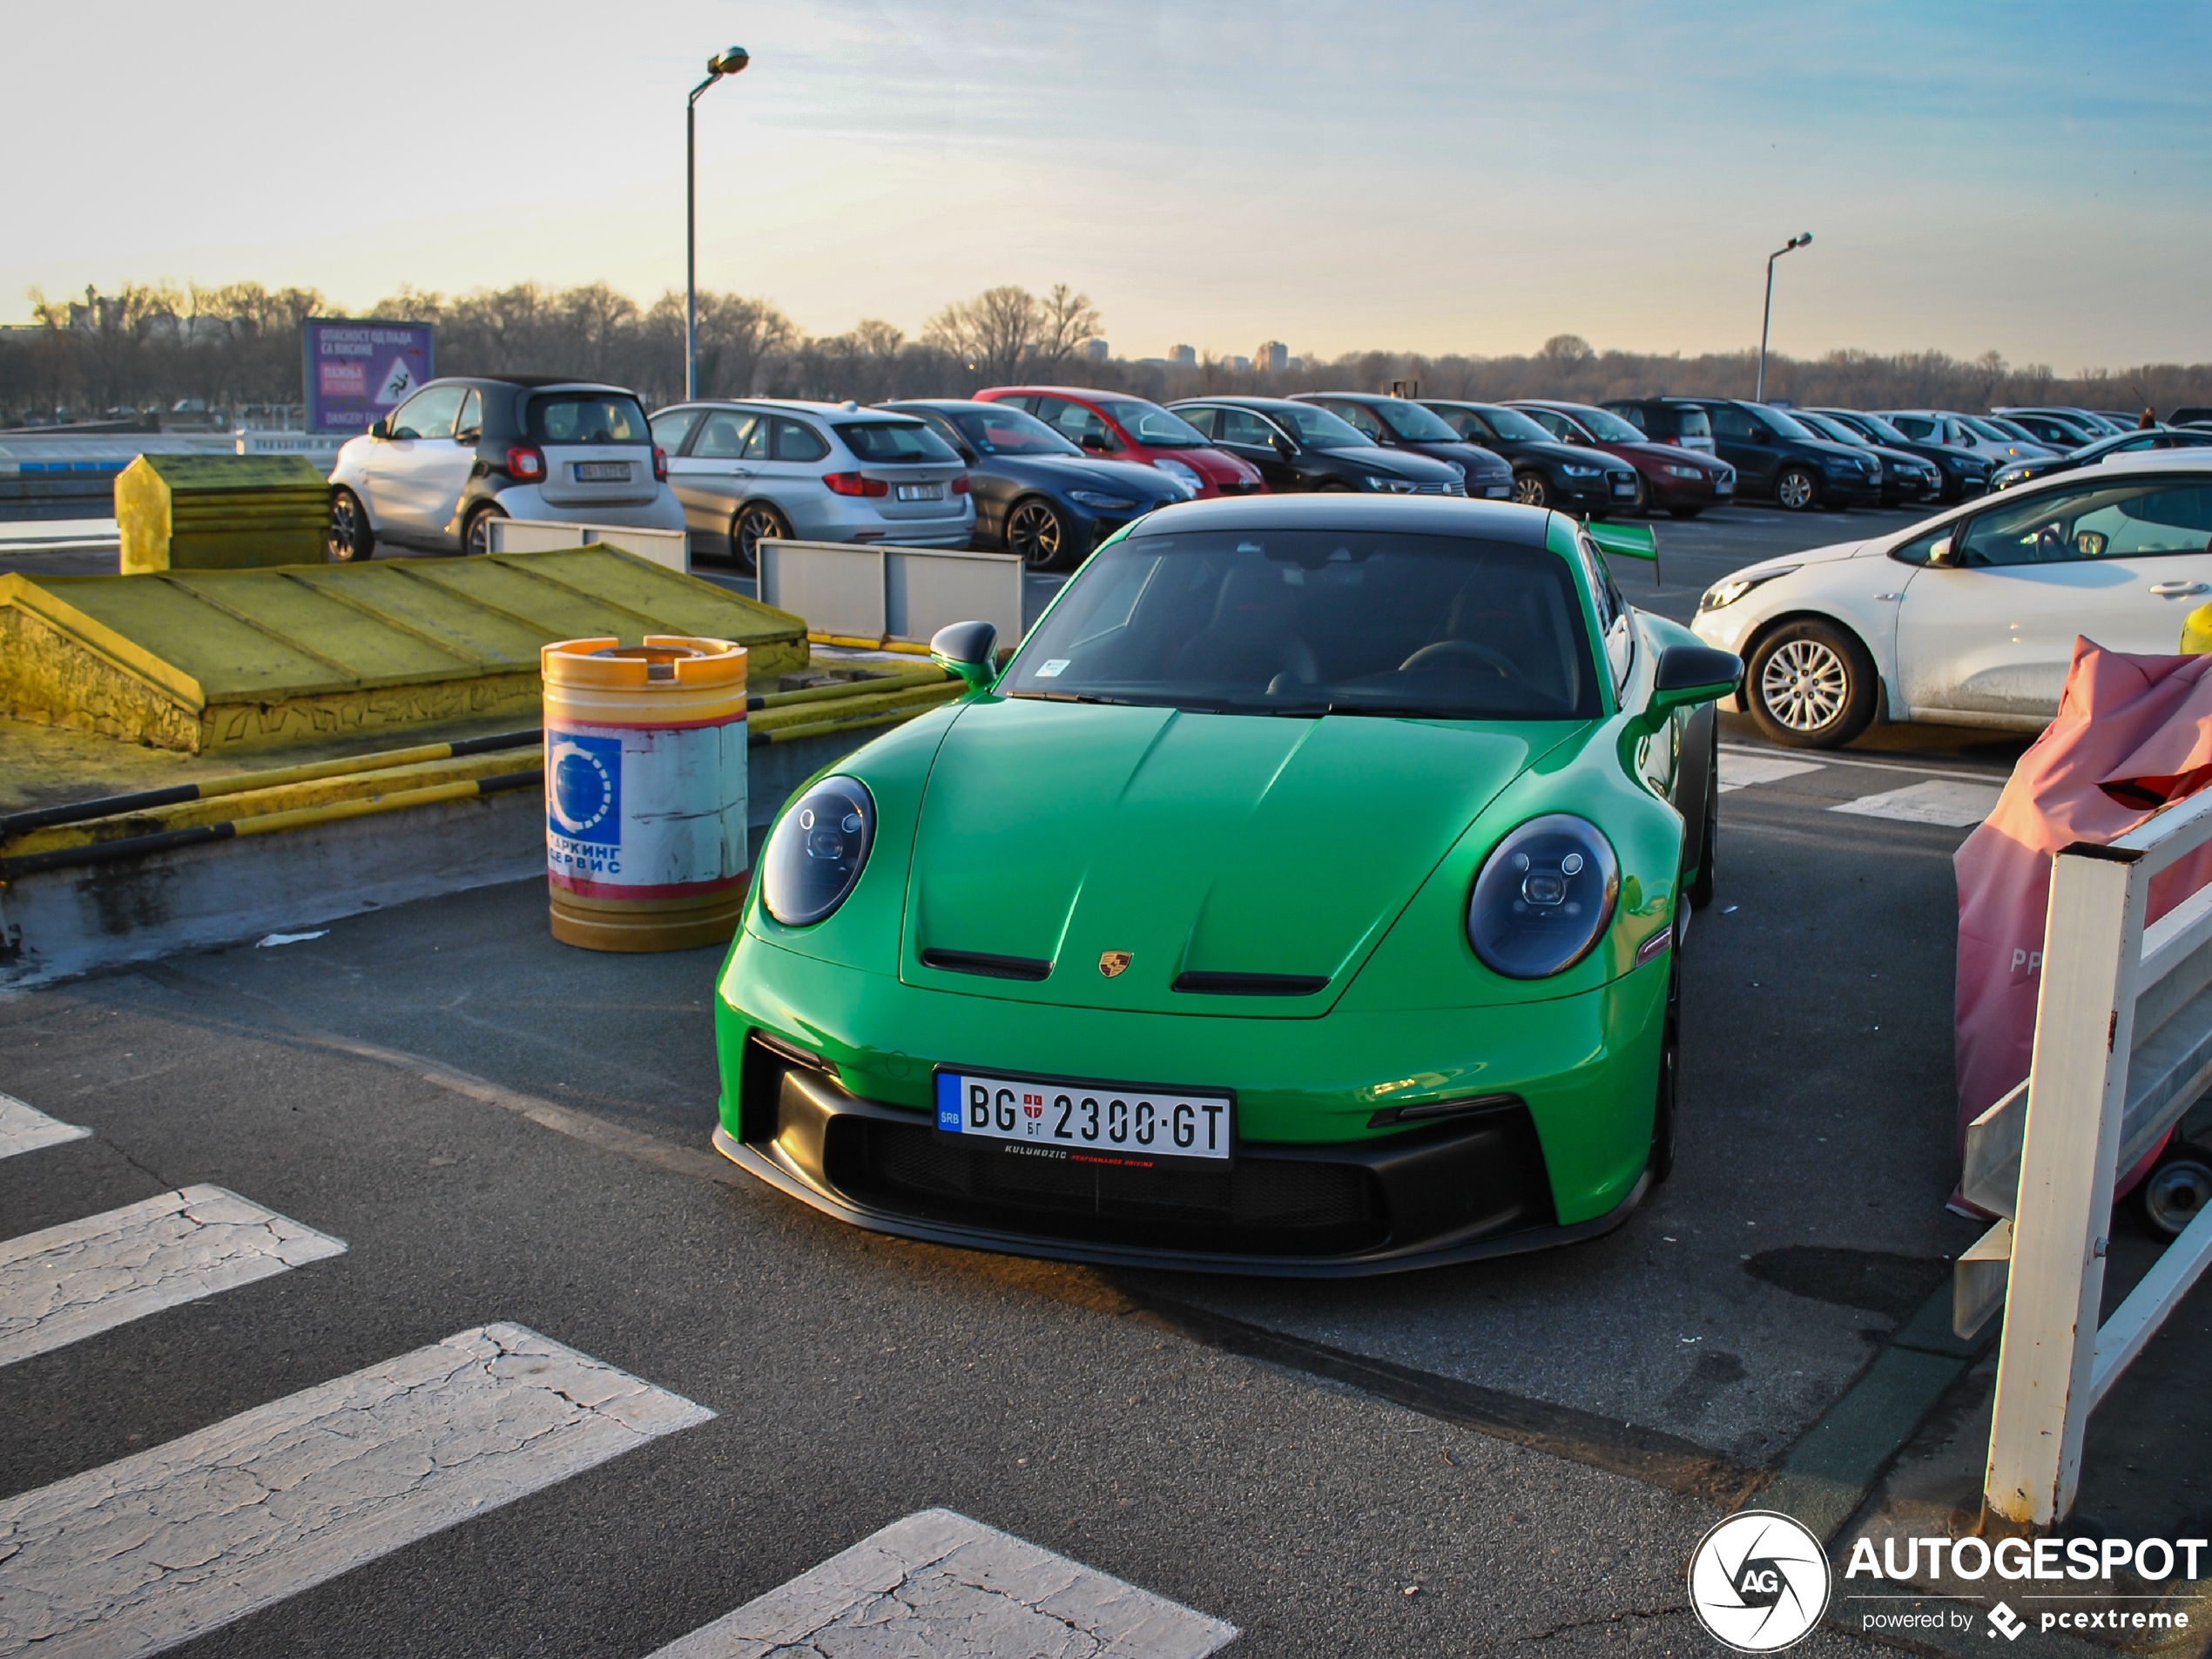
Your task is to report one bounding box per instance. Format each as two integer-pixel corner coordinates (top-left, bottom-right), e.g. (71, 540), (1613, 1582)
(301, 318), (435, 434)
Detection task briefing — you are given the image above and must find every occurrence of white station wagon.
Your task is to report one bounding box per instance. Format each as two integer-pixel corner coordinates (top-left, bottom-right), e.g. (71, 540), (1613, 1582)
(1692, 451), (2212, 746)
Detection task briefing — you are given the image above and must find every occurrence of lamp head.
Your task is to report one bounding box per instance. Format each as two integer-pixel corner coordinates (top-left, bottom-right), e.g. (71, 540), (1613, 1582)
(1791, 232), (1813, 248)
(709, 45), (750, 77)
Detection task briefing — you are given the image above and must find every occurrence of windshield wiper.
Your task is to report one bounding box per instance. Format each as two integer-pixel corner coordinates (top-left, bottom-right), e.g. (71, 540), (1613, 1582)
(1008, 691), (1142, 705)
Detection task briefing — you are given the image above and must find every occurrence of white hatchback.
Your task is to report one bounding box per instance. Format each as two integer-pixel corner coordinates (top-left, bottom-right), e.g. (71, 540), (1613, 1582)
(1691, 451), (2212, 746)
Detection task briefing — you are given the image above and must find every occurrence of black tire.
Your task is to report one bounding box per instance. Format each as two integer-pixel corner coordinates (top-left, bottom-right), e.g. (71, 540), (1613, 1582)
(1649, 952), (1681, 1183)
(1630, 474), (1651, 516)
(1666, 505), (1704, 520)
(462, 502), (504, 556)
(1006, 496), (1069, 570)
(2136, 1146), (2212, 1239)
(1687, 721), (1718, 911)
(1774, 466), (1821, 512)
(1744, 617), (1879, 749)
(732, 502), (792, 576)
(1511, 471), (1551, 509)
(327, 488), (373, 563)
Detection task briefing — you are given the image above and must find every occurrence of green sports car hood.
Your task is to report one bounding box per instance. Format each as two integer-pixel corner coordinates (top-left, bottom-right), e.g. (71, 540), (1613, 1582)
(898, 695), (1581, 1015)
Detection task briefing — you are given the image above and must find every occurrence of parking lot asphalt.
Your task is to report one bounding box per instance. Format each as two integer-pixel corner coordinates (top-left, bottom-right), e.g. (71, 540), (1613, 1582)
(7, 499), (2209, 1656)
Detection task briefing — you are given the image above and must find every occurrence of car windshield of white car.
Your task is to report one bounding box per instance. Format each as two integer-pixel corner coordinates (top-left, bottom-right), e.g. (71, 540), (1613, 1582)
(1096, 399), (1209, 448)
(1004, 529), (1599, 720)
(1955, 480), (2212, 566)
(835, 421), (962, 464)
(932, 408), (1078, 458)
(531, 395), (651, 446)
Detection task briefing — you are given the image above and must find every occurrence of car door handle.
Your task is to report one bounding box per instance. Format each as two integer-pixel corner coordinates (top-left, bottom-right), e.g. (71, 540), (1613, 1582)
(2150, 581), (2209, 597)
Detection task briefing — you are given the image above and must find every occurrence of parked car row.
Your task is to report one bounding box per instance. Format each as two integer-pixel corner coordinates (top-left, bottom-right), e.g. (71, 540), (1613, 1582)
(324, 375), (2182, 571)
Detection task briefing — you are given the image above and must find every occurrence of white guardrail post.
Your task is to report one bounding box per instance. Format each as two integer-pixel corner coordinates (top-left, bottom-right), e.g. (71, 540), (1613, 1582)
(1977, 787), (2212, 1528)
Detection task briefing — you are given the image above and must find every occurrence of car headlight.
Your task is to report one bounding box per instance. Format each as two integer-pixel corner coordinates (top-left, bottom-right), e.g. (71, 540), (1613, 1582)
(1662, 464), (1703, 479)
(1699, 564), (1798, 611)
(1361, 475), (1416, 492)
(1561, 463), (1602, 477)
(761, 776), (874, 925)
(1068, 489), (1136, 511)
(1150, 458), (1203, 496)
(1467, 815), (1620, 980)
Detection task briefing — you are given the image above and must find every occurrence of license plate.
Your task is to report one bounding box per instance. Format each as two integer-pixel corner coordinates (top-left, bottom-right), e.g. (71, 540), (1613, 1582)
(896, 482), (943, 502)
(1485, 485), (1511, 498)
(574, 462), (631, 482)
(935, 1069), (1233, 1165)
(1612, 482), (1637, 497)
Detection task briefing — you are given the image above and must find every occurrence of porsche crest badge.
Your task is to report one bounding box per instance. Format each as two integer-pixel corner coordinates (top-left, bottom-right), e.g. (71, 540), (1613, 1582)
(1098, 950), (1133, 978)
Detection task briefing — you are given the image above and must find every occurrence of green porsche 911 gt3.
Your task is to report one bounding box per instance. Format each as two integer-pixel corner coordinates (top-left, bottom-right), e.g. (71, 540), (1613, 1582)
(712, 495), (1740, 1274)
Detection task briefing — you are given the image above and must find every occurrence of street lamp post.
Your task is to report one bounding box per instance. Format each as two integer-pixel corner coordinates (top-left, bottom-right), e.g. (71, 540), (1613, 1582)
(1760, 234), (1813, 407)
(687, 45), (749, 402)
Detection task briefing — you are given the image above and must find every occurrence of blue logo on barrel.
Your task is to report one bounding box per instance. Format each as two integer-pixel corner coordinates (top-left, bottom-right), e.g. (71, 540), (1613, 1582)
(548, 732), (621, 846)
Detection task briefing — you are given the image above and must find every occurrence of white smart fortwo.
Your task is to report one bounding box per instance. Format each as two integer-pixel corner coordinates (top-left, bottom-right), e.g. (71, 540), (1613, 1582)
(1692, 451), (2212, 747)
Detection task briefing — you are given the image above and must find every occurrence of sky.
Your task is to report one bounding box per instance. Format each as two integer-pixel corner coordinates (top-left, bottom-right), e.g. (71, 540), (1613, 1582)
(7, 3), (2209, 370)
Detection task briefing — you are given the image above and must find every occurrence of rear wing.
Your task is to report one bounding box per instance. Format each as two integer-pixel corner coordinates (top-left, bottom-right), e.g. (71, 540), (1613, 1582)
(1585, 520), (1658, 588)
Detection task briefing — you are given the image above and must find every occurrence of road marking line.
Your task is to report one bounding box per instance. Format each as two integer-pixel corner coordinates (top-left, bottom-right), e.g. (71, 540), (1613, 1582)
(0, 1185), (345, 1368)
(1829, 779), (2003, 827)
(1718, 752), (1824, 793)
(0, 1322), (712, 1659)
(0, 1093), (90, 1160)
(647, 1507), (1238, 1659)
(1720, 742), (2012, 786)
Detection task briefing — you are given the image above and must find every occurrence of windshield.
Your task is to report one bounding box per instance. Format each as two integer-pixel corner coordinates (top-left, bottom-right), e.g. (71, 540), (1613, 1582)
(529, 394), (651, 446)
(833, 421), (961, 463)
(1827, 410), (1907, 444)
(1797, 413), (1864, 447)
(1961, 416), (2021, 444)
(1096, 398), (1209, 448)
(1759, 408), (1819, 441)
(1551, 406), (1643, 443)
(1271, 404), (1372, 450)
(1003, 528), (1598, 720)
(1372, 401), (1464, 442)
(1467, 405), (1553, 442)
(931, 407), (1080, 457)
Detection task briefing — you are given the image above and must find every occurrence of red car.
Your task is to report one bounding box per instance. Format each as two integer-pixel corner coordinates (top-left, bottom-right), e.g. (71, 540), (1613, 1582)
(975, 386), (1266, 499)
(1505, 399), (1737, 519)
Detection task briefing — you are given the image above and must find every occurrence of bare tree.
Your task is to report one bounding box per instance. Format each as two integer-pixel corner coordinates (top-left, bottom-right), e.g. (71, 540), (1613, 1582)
(1034, 284), (1103, 374)
(924, 286), (1044, 386)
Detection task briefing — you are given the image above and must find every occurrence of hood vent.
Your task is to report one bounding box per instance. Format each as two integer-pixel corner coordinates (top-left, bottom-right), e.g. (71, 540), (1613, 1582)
(921, 948), (1052, 982)
(1171, 971), (1329, 997)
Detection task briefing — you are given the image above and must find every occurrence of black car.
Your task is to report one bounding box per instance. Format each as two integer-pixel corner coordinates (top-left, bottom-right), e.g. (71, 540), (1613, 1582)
(1805, 408), (1991, 502)
(1672, 399), (1878, 512)
(882, 399), (1184, 569)
(1288, 393), (1514, 499)
(1416, 401), (1640, 516)
(1791, 409), (1942, 506)
(1988, 425), (2212, 490)
(1167, 398), (1467, 496)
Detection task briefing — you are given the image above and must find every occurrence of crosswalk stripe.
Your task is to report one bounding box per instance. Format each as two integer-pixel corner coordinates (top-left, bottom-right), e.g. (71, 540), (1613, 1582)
(0, 1322), (713, 1659)
(0, 1094), (91, 1161)
(1717, 752), (1823, 793)
(1829, 779), (2003, 826)
(0, 1185), (346, 1369)
(648, 1507), (1238, 1659)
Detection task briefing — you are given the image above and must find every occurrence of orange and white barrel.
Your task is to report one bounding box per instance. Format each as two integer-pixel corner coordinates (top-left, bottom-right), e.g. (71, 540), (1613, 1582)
(541, 635), (749, 952)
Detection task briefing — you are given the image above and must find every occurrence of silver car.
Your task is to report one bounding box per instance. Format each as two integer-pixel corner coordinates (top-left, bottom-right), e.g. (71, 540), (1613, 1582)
(648, 400), (976, 572)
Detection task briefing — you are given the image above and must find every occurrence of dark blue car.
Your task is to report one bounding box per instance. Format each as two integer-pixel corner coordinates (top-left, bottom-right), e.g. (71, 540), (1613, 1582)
(883, 399), (1188, 570)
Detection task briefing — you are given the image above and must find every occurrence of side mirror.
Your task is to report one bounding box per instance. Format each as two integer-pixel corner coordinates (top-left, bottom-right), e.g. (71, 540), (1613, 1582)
(930, 619), (1000, 691)
(1271, 433), (1295, 458)
(1748, 427), (1770, 443)
(368, 417), (391, 440)
(1647, 644), (1742, 725)
(1079, 432), (1113, 454)
(1927, 536), (1959, 568)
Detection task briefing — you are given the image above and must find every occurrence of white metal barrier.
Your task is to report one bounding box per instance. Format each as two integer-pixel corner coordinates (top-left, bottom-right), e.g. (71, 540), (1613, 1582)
(756, 538), (1023, 647)
(1957, 788), (2212, 1527)
(484, 517), (690, 573)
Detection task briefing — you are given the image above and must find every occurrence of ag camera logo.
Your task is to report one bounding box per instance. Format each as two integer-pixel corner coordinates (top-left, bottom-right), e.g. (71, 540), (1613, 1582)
(1688, 1511), (1831, 1652)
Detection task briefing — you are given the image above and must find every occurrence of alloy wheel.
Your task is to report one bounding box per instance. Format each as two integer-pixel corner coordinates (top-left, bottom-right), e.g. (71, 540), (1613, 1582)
(734, 505), (789, 574)
(327, 491), (368, 563)
(1008, 500), (1065, 569)
(463, 508), (502, 556)
(1511, 473), (1550, 509)
(2141, 1156), (2212, 1238)
(1776, 468), (1817, 511)
(1758, 637), (1849, 734)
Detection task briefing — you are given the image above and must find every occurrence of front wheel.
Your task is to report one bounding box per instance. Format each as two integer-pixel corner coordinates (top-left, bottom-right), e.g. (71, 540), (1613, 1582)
(2137, 1146), (2212, 1239)
(1511, 471), (1551, 509)
(327, 488), (373, 563)
(1745, 618), (1878, 748)
(1006, 497), (1069, 570)
(1774, 467), (1821, 512)
(462, 502), (505, 556)
(732, 502), (792, 575)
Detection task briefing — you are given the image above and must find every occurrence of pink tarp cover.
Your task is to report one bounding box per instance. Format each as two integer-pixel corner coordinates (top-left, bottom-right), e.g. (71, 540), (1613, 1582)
(1954, 638), (2212, 1181)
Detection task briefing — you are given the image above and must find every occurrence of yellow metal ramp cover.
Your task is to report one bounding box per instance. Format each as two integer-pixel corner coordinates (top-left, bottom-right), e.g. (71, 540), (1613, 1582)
(0, 548), (806, 752)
